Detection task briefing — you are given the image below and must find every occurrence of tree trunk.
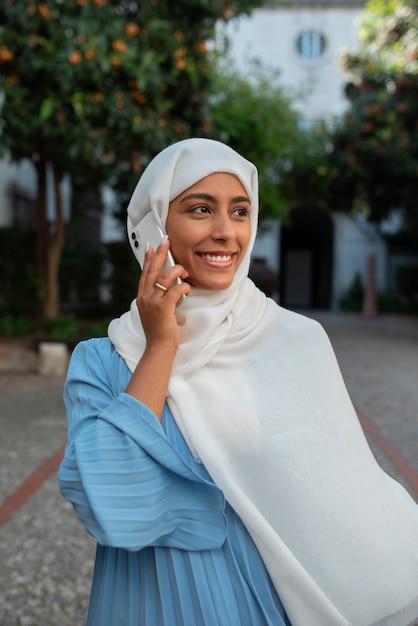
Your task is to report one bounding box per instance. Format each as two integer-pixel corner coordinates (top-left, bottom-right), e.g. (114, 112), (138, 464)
(35, 156), (48, 297)
(43, 163), (66, 319)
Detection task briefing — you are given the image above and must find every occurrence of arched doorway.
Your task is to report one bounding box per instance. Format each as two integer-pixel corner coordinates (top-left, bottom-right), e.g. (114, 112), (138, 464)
(279, 205), (333, 309)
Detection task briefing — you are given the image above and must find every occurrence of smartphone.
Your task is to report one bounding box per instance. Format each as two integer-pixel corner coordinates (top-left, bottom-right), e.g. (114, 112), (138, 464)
(127, 213), (181, 284)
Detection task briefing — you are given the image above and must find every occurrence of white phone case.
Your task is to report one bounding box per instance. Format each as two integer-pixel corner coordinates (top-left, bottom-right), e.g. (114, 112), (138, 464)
(128, 214), (180, 283)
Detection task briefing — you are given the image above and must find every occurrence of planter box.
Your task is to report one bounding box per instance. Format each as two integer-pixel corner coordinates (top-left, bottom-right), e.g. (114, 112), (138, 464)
(38, 341), (69, 377)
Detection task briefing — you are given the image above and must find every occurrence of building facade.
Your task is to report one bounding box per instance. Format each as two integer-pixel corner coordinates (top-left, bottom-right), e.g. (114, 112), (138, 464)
(220, 0), (366, 122)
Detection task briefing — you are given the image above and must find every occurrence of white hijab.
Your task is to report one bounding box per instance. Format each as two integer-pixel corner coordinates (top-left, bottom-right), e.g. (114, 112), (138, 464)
(108, 138), (418, 626)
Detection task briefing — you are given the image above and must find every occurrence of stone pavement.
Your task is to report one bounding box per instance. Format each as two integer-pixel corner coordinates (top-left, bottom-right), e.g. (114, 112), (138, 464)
(0, 312), (417, 626)
(308, 311), (418, 498)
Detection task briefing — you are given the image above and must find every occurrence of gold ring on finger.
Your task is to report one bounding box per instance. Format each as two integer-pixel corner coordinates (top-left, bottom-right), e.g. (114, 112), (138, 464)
(154, 282), (169, 293)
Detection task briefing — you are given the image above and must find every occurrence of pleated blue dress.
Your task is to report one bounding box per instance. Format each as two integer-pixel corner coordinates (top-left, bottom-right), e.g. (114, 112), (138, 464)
(59, 338), (291, 626)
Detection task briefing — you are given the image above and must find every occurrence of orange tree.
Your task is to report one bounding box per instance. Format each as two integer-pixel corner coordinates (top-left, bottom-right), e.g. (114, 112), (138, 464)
(0, 0), (261, 318)
(330, 0), (418, 242)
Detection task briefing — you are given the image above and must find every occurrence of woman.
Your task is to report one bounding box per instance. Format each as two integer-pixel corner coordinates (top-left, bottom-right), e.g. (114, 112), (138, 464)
(59, 138), (418, 626)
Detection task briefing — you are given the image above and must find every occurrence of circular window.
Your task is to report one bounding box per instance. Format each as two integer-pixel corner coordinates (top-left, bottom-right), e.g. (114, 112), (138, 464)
(296, 30), (327, 60)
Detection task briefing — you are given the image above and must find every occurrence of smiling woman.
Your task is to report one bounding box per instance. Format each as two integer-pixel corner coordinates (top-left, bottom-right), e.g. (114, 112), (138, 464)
(166, 172), (252, 291)
(59, 138), (418, 626)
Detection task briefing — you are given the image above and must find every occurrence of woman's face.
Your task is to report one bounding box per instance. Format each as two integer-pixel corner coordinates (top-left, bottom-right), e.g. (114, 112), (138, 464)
(166, 172), (252, 291)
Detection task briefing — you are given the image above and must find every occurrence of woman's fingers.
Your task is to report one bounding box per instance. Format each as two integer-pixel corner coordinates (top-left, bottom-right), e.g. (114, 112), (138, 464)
(136, 236), (190, 339)
(135, 238), (190, 349)
(141, 237), (189, 299)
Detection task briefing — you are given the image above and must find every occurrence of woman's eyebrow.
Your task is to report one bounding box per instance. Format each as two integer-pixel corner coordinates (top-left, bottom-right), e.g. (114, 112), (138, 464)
(179, 193), (250, 204)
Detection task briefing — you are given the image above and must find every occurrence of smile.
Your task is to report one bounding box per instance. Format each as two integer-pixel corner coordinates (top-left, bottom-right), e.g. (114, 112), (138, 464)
(199, 253), (235, 263)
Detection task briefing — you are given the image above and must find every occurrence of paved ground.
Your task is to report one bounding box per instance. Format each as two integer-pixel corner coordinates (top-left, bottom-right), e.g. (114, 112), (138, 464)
(0, 312), (417, 626)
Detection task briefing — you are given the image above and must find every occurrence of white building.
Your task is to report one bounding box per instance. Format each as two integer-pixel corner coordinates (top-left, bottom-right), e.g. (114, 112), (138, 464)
(220, 1), (391, 310)
(220, 0), (364, 121)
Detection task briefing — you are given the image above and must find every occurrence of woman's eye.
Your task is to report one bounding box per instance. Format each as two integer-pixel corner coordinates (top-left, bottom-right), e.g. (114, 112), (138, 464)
(233, 207), (250, 217)
(192, 205), (210, 214)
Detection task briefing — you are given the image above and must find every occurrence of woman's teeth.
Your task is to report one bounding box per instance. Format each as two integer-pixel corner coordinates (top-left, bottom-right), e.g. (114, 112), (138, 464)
(200, 254), (232, 262)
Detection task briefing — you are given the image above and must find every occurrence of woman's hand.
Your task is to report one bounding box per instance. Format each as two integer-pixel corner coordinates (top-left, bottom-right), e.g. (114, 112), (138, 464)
(136, 236), (191, 350)
(125, 237), (190, 420)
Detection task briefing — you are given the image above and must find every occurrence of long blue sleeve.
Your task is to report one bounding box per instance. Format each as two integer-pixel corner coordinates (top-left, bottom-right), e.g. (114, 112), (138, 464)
(58, 338), (227, 551)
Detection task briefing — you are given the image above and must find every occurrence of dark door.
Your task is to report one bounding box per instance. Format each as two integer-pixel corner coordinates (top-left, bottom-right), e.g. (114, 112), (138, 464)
(280, 205), (333, 309)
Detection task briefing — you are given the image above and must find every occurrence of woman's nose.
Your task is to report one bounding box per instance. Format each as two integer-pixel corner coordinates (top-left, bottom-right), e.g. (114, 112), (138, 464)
(212, 214), (234, 239)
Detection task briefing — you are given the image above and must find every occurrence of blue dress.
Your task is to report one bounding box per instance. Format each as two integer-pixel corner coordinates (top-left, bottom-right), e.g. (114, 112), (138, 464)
(59, 338), (291, 626)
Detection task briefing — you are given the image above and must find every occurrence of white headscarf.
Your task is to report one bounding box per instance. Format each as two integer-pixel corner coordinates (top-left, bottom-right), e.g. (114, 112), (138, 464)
(108, 138), (418, 626)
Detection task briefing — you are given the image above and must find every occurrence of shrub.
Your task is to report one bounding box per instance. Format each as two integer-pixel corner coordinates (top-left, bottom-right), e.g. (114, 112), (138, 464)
(0, 314), (34, 337)
(45, 314), (80, 341)
(339, 273), (364, 311)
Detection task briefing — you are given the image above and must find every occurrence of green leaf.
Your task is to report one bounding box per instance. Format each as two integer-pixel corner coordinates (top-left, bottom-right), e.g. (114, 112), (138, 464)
(40, 97), (55, 120)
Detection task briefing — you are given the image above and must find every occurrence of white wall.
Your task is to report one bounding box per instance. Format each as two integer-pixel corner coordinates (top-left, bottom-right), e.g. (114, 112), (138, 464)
(0, 157), (37, 226)
(101, 186), (125, 244)
(0, 156), (72, 227)
(332, 212), (387, 308)
(252, 219), (280, 272)
(219, 4), (363, 120)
